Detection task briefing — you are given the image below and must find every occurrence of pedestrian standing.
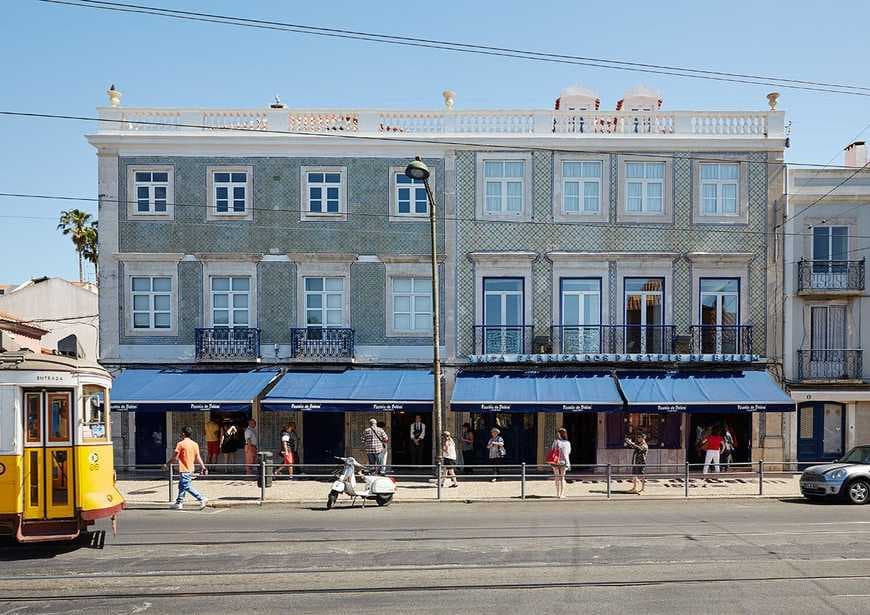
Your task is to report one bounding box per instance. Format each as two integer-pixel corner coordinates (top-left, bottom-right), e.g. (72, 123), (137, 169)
(275, 421), (297, 478)
(362, 418), (389, 475)
(701, 426), (725, 474)
(625, 431), (648, 494)
(244, 418), (258, 476)
(165, 426), (208, 510)
(487, 428), (506, 482)
(205, 417), (221, 466)
(548, 428), (572, 498)
(722, 424), (737, 471)
(440, 431), (459, 488)
(461, 422), (475, 474)
(220, 419), (239, 471)
(409, 415), (426, 467)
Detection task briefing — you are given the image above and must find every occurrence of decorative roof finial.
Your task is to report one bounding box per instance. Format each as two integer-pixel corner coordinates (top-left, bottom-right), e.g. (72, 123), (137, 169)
(107, 84), (122, 107)
(442, 90), (456, 110)
(270, 95), (286, 109)
(767, 92), (780, 111)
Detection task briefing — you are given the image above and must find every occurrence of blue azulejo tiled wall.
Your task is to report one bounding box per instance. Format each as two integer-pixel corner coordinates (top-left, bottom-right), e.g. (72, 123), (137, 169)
(117, 157), (445, 256)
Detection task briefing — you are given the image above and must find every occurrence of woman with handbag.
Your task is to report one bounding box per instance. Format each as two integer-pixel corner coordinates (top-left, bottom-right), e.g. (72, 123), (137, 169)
(547, 428), (572, 498)
(625, 431), (648, 494)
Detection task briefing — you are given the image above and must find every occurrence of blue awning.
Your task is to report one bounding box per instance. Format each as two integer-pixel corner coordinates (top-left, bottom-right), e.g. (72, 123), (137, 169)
(111, 369), (280, 412)
(262, 369), (434, 412)
(450, 372), (623, 412)
(618, 371), (795, 413)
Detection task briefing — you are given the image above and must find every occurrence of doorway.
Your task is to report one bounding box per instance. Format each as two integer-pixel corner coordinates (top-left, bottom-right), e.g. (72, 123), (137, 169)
(562, 412), (597, 467)
(471, 412), (537, 466)
(686, 413), (751, 465)
(302, 412), (345, 465)
(798, 402), (845, 462)
(22, 390), (75, 521)
(135, 411), (167, 466)
(390, 411), (432, 468)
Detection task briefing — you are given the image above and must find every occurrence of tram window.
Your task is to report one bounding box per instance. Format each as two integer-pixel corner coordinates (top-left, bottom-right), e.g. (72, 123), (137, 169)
(25, 393), (41, 444)
(82, 385), (108, 440)
(47, 393), (70, 443)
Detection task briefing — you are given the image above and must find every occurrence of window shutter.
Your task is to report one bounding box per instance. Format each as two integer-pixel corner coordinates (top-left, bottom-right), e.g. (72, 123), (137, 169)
(662, 413), (682, 449)
(606, 412), (626, 448)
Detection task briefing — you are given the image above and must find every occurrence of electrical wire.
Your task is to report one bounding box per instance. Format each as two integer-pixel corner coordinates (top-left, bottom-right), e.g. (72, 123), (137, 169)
(37, 0), (870, 98)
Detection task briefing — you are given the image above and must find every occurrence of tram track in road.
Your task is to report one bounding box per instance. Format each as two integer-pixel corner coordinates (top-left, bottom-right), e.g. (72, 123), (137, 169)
(4, 572), (870, 603)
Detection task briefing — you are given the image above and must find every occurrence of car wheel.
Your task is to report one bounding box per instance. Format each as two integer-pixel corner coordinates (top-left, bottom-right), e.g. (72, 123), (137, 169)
(327, 490), (338, 510)
(846, 479), (870, 505)
(376, 494), (393, 507)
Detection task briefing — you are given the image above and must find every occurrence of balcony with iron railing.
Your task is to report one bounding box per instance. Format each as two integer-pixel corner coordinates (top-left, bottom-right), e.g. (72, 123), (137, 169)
(689, 325), (754, 355)
(549, 324), (677, 355)
(195, 327), (260, 361)
(797, 259), (865, 294)
(473, 325), (535, 355)
(96, 106), (784, 139)
(797, 349), (864, 382)
(289, 327), (354, 360)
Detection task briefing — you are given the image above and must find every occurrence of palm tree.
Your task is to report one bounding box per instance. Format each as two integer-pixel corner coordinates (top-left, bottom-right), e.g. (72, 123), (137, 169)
(57, 209), (92, 282)
(82, 221), (98, 283)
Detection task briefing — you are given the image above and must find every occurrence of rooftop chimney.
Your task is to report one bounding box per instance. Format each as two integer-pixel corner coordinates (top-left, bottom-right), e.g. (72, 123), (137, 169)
(844, 141), (868, 168)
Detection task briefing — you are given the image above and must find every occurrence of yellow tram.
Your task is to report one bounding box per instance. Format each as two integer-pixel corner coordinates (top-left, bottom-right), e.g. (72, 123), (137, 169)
(0, 350), (124, 542)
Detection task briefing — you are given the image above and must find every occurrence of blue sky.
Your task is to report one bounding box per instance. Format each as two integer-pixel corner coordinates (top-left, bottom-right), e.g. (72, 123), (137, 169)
(1, 0), (868, 283)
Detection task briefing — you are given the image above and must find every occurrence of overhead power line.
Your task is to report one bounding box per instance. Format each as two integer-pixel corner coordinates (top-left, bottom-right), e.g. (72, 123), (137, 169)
(38, 0), (870, 98)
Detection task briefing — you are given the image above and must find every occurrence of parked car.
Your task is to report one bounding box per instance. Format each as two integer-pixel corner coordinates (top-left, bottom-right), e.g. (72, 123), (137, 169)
(800, 446), (870, 504)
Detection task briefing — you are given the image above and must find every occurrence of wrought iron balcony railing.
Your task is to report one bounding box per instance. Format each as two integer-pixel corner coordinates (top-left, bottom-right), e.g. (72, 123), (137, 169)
(473, 325), (535, 354)
(290, 327), (354, 359)
(797, 349), (863, 381)
(195, 327), (260, 361)
(797, 259), (865, 293)
(550, 324), (676, 354)
(689, 325), (754, 354)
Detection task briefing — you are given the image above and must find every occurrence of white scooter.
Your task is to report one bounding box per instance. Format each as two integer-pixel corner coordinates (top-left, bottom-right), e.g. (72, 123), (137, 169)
(326, 456), (396, 509)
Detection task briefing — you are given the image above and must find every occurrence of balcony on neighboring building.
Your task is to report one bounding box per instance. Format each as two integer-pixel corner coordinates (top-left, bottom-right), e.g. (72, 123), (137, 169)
(797, 349), (864, 382)
(689, 325), (754, 355)
(474, 325), (535, 355)
(797, 259), (865, 295)
(550, 324), (677, 355)
(290, 327), (354, 360)
(195, 327), (260, 361)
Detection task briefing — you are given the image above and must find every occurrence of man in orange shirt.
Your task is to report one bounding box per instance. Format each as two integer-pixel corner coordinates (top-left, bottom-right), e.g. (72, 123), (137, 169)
(165, 426), (208, 510)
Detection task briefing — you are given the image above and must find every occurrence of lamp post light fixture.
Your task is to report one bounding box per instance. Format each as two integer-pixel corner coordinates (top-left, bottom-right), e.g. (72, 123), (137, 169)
(404, 156), (443, 466)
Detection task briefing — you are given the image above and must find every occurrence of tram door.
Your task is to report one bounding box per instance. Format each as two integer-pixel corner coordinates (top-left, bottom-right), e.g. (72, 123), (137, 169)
(22, 390), (75, 520)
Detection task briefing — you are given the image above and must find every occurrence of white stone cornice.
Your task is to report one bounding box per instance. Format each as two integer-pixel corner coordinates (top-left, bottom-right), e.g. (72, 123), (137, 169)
(685, 252), (755, 264)
(288, 252), (356, 264)
(379, 255), (444, 264)
(468, 251), (537, 264)
(113, 252), (185, 262)
(547, 251), (679, 262)
(194, 252), (263, 262)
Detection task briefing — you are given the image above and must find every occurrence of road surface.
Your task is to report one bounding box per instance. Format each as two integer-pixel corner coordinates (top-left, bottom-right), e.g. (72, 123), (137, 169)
(2, 498), (870, 614)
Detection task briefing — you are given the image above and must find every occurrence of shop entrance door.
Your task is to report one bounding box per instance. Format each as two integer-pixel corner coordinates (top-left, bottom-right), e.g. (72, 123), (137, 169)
(22, 390), (75, 521)
(798, 402), (845, 462)
(135, 412), (167, 466)
(472, 413), (537, 466)
(563, 412), (597, 466)
(302, 412), (345, 465)
(390, 411), (432, 468)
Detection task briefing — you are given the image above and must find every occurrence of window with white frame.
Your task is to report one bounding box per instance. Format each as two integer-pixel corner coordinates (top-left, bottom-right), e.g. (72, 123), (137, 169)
(306, 171), (342, 215)
(133, 171), (169, 213)
(391, 277), (432, 333)
(394, 173), (429, 217)
(212, 171), (248, 214)
(131, 276), (171, 329)
(211, 276), (250, 327)
(484, 160), (525, 215)
(304, 277), (344, 327)
(700, 163), (739, 215)
(625, 162), (664, 213)
(562, 161), (602, 214)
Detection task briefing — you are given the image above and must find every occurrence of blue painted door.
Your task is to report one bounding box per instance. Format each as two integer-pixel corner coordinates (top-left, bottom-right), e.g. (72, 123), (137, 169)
(798, 402), (845, 462)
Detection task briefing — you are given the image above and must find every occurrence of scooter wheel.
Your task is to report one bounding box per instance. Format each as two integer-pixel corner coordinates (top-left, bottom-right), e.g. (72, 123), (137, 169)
(376, 494), (393, 507)
(327, 490), (338, 510)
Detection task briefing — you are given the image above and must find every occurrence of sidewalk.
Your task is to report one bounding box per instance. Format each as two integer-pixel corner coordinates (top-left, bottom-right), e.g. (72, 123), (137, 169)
(118, 473), (802, 508)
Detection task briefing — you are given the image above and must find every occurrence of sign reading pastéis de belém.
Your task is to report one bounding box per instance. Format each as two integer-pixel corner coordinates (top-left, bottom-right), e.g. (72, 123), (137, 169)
(468, 353), (759, 364)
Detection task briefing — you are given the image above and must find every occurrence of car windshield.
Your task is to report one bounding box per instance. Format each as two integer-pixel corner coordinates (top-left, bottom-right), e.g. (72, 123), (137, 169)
(838, 446), (870, 464)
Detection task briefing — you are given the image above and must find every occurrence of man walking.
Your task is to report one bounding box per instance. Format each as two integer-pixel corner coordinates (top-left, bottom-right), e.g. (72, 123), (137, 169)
(409, 415), (426, 467)
(165, 426), (208, 510)
(362, 418), (389, 475)
(244, 418), (258, 476)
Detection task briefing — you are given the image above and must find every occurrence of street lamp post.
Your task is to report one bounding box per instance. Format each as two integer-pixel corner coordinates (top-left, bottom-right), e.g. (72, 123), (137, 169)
(405, 157), (443, 466)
